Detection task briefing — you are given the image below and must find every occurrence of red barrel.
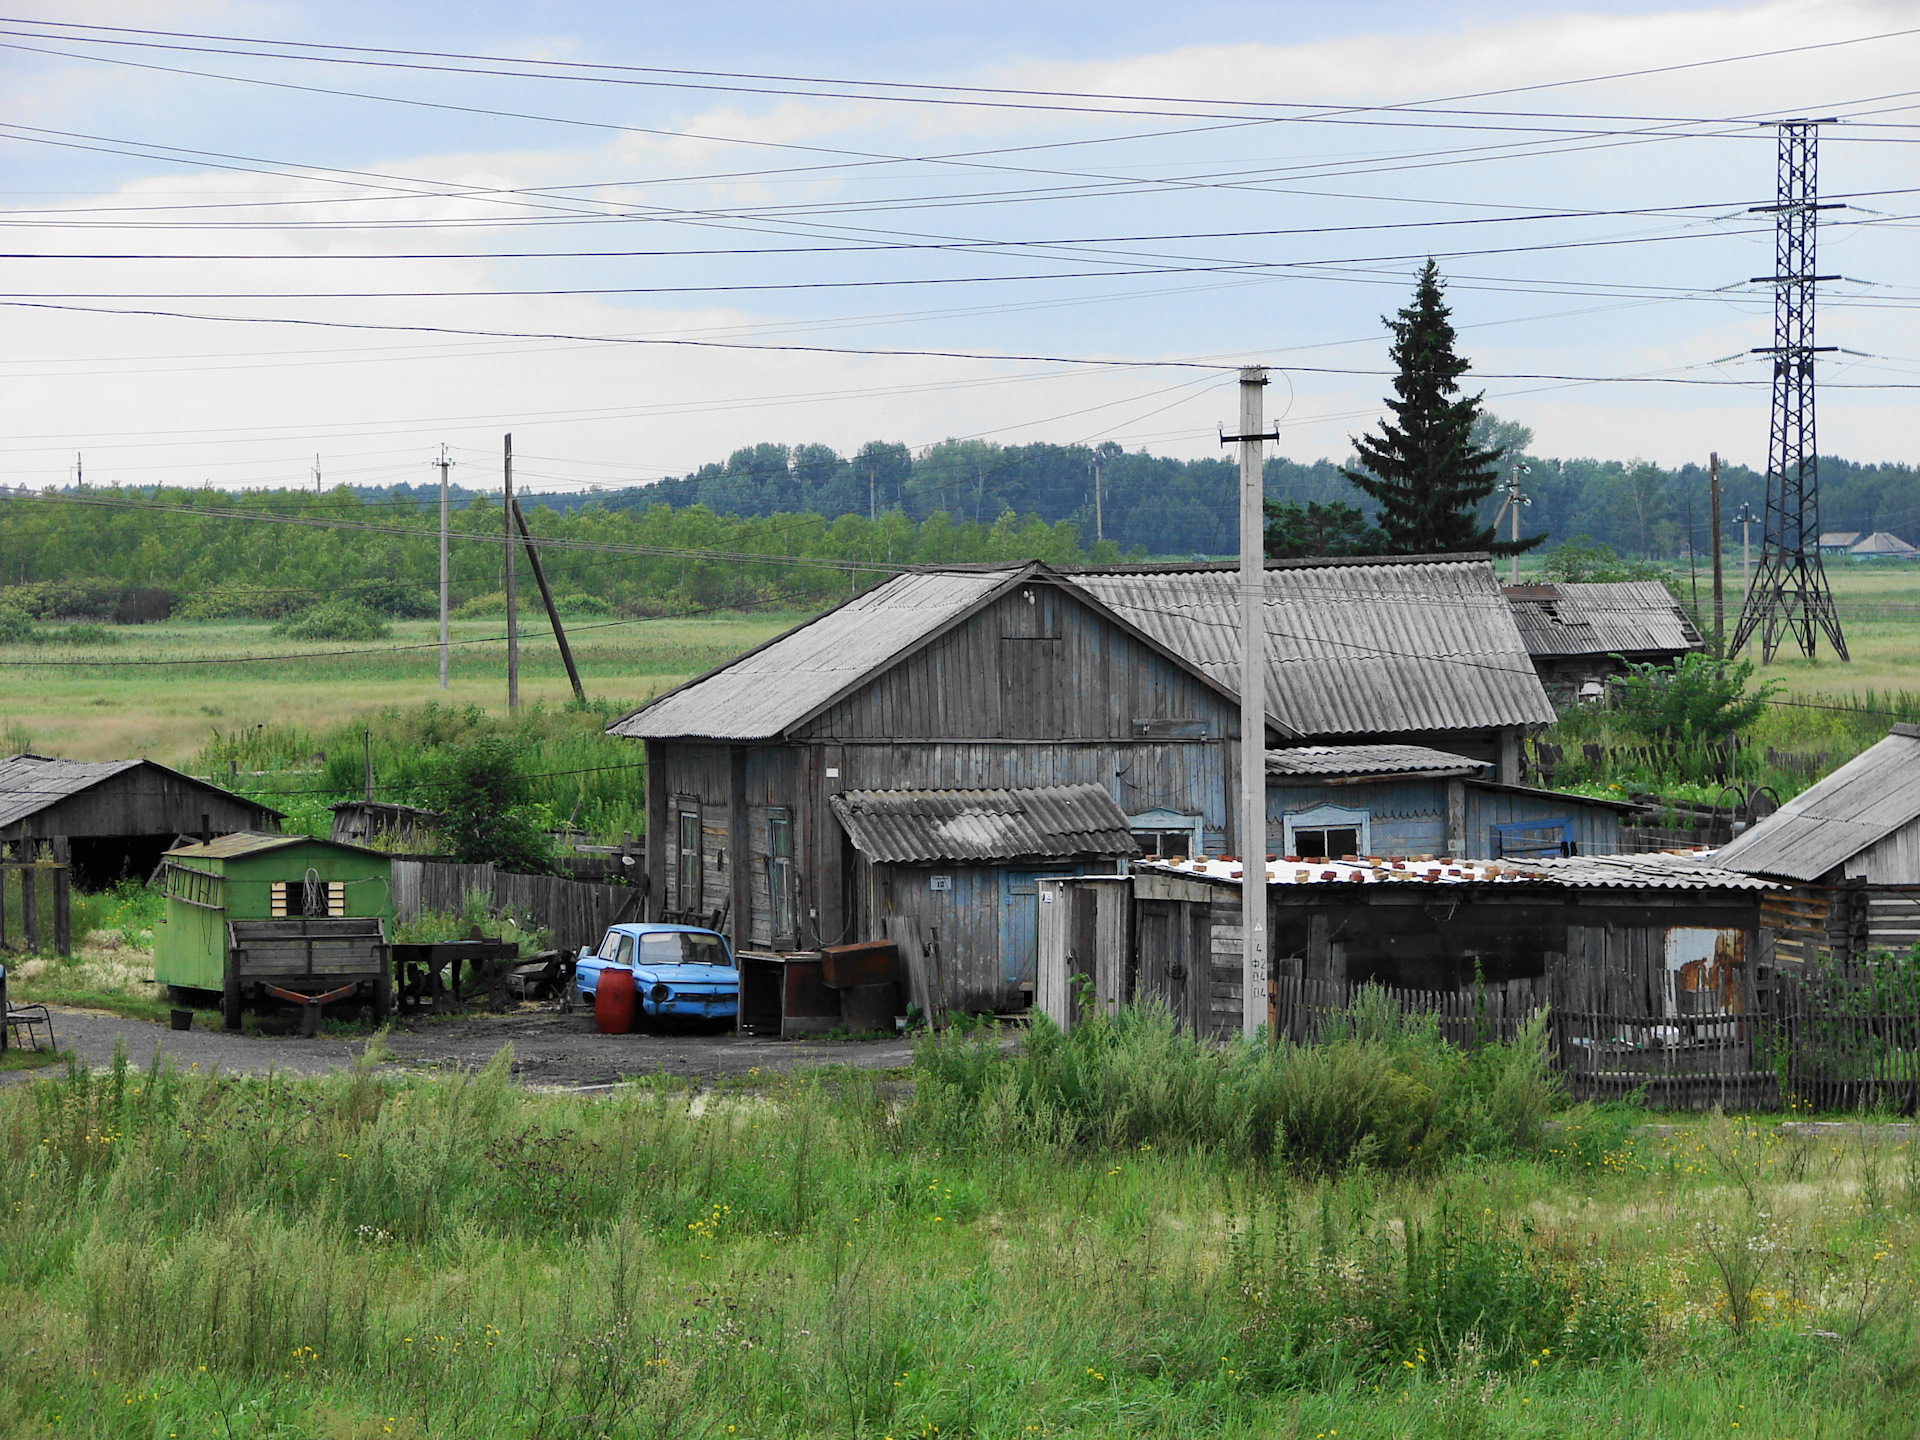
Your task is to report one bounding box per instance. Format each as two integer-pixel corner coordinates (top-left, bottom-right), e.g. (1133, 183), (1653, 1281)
(594, 967), (636, 1034)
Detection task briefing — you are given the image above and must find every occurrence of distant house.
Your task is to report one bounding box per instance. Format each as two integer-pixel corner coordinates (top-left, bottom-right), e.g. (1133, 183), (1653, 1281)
(1713, 723), (1920, 961)
(1847, 531), (1918, 559)
(0, 754), (282, 888)
(1503, 580), (1703, 704)
(610, 555), (1555, 1012)
(1818, 532), (1862, 554)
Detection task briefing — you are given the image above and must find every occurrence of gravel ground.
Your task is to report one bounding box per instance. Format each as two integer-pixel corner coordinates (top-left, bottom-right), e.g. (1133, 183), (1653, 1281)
(12, 1004), (919, 1088)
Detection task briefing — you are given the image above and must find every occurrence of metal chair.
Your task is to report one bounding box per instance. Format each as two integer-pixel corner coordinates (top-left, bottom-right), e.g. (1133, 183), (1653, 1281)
(5, 1001), (54, 1053)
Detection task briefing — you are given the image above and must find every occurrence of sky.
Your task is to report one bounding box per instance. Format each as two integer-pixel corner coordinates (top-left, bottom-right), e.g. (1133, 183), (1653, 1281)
(2, 0), (1918, 500)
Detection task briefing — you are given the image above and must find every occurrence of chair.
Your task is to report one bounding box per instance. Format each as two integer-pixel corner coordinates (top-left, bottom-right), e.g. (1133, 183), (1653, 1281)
(5, 1002), (55, 1053)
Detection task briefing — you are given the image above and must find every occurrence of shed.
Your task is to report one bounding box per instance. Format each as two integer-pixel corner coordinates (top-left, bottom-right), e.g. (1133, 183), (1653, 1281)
(0, 754), (282, 888)
(153, 832), (394, 1028)
(1265, 743), (1636, 859)
(1503, 580), (1703, 704)
(1713, 723), (1920, 961)
(328, 799), (444, 852)
(831, 784), (1135, 1013)
(1038, 851), (1779, 1108)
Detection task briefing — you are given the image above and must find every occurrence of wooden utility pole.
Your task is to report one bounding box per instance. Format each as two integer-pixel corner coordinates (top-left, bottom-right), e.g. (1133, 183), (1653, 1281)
(1092, 455), (1104, 543)
(435, 445), (454, 689)
(503, 433), (519, 710)
(512, 495), (586, 704)
(1222, 366), (1276, 1041)
(1708, 451), (1725, 653)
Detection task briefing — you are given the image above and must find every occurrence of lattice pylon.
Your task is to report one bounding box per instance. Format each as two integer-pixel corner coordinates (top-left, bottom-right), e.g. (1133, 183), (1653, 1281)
(1729, 120), (1848, 663)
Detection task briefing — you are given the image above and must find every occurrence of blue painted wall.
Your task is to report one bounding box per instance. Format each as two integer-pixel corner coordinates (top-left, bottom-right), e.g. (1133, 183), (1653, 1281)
(1267, 778), (1624, 859)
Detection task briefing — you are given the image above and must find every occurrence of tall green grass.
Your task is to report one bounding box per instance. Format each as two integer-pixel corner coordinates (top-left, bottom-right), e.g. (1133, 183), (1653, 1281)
(0, 1010), (1914, 1437)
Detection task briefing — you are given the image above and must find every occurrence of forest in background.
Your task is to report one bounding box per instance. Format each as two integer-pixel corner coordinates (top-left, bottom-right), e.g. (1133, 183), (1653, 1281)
(4, 417), (1917, 619)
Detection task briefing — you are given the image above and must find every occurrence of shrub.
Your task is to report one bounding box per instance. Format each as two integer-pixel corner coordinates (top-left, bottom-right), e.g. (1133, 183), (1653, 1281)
(269, 601), (392, 641)
(0, 607), (32, 644)
(434, 735), (558, 875)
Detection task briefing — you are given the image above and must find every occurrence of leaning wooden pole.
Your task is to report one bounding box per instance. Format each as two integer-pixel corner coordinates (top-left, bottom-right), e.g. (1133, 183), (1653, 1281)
(511, 495), (587, 704)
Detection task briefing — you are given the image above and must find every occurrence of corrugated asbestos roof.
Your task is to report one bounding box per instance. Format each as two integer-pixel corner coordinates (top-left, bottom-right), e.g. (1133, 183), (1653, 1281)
(608, 567), (1024, 740)
(1712, 724), (1920, 881)
(1505, 579), (1703, 659)
(831, 784), (1137, 864)
(1141, 849), (1775, 891)
(1266, 743), (1487, 778)
(1850, 531), (1917, 556)
(0, 753), (282, 832)
(1071, 557), (1554, 737)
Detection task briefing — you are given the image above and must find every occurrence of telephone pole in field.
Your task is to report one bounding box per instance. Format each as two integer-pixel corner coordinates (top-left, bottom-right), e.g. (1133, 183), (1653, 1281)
(1729, 120), (1847, 662)
(1708, 452), (1725, 653)
(504, 433), (519, 710)
(433, 445), (454, 689)
(1222, 366), (1277, 1041)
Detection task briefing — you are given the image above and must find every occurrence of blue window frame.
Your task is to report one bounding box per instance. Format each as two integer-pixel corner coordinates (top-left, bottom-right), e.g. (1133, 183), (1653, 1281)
(1491, 818), (1575, 859)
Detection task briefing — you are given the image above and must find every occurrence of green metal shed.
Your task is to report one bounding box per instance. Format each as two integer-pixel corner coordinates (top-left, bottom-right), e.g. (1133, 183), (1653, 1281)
(153, 832), (394, 1029)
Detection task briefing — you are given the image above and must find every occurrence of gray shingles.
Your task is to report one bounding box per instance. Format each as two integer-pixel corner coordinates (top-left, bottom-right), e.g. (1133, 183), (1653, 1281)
(831, 784), (1137, 864)
(1506, 580), (1702, 659)
(1266, 743), (1488, 778)
(1712, 726), (1920, 881)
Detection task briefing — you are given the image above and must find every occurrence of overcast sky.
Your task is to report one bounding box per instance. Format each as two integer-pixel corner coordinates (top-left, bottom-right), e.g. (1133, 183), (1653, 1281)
(3, 0), (1917, 499)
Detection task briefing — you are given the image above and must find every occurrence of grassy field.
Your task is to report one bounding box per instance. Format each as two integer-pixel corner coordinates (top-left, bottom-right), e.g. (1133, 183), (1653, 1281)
(0, 610), (807, 764)
(1, 1006), (1916, 1439)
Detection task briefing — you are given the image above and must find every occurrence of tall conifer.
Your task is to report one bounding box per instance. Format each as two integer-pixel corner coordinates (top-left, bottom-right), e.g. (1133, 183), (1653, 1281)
(1341, 260), (1545, 556)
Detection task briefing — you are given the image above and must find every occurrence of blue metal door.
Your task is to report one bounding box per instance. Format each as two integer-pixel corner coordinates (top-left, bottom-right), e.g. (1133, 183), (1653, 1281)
(1001, 867), (1087, 993)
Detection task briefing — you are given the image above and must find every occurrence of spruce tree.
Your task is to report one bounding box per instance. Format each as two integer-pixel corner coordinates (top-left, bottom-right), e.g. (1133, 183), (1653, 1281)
(1341, 260), (1545, 557)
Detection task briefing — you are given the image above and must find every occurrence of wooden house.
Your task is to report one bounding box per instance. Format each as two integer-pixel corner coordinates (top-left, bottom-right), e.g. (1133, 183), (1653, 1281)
(1503, 580), (1703, 705)
(0, 753), (281, 889)
(1264, 743), (1637, 860)
(1039, 851), (1780, 1108)
(609, 556), (1556, 1014)
(1713, 723), (1920, 962)
(153, 832), (394, 1029)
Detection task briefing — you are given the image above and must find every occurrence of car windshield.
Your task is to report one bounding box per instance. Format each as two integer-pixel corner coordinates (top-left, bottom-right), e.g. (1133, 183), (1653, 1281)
(635, 932), (729, 967)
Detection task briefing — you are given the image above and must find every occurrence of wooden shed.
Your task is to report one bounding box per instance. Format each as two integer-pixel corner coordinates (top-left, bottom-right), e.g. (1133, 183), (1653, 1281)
(0, 753), (281, 888)
(1038, 852), (1779, 1108)
(153, 832), (394, 1029)
(1712, 723), (1920, 962)
(1504, 580), (1704, 705)
(831, 784), (1136, 1013)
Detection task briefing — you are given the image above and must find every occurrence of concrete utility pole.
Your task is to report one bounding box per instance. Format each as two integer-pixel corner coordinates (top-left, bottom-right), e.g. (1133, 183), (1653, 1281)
(1222, 366), (1277, 1041)
(504, 432), (519, 710)
(1733, 501), (1759, 643)
(1500, 459), (1532, 585)
(313, 453), (322, 495)
(1709, 452), (1725, 653)
(434, 445), (454, 689)
(1092, 455), (1104, 544)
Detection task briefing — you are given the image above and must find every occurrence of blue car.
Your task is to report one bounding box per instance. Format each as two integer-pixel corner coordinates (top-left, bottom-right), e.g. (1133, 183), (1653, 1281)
(574, 923), (738, 1024)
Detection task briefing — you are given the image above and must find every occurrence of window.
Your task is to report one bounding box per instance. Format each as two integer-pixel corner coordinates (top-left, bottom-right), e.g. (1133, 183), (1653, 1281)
(637, 931), (731, 966)
(1491, 819), (1574, 859)
(598, 931), (635, 965)
(270, 877), (345, 917)
(766, 808), (796, 943)
(1126, 809), (1202, 860)
(675, 802), (702, 911)
(1283, 804), (1371, 860)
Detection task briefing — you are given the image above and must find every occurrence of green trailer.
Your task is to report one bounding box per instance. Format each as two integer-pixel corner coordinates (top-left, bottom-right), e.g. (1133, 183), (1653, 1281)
(153, 833), (395, 1030)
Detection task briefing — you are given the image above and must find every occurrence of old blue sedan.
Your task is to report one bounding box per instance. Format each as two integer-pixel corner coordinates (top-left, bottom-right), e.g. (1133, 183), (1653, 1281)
(574, 922), (738, 1024)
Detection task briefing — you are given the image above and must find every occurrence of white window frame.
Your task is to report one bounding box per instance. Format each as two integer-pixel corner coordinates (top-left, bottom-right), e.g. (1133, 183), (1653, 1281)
(1282, 803), (1371, 860)
(1126, 809), (1203, 859)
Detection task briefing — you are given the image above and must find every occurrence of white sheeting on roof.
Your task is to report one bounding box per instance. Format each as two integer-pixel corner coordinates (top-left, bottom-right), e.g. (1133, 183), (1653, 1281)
(1140, 850), (1775, 890)
(1072, 557), (1553, 738)
(832, 784), (1135, 864)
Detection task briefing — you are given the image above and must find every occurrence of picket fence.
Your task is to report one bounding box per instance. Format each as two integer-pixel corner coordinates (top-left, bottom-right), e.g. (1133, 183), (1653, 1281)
(389, 859), (641, 957)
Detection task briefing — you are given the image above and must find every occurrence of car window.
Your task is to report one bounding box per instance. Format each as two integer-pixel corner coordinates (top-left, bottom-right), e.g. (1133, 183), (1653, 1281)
(636, 932), (730, 966)
(612, 934), (634, 965)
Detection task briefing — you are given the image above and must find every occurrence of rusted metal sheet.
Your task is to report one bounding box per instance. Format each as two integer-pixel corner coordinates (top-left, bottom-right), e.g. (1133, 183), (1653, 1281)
(1715, 724), (1920, 882)
(1070, 556), (1555, 738)
(831, 785), (1135, 864)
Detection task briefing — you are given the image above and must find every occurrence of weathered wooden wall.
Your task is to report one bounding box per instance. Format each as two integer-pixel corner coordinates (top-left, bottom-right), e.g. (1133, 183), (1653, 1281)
(1, 766), (275, 842)
(390, 859), (639, 957)
(1465, 786), (1622, 858)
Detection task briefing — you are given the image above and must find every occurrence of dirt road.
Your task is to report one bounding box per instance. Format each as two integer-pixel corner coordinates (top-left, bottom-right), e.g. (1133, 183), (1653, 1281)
(15, 1005), (918, 1087)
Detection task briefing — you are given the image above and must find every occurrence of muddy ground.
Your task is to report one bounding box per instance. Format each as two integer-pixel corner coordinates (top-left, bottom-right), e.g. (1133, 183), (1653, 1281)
(16, 1004), (919, 1088)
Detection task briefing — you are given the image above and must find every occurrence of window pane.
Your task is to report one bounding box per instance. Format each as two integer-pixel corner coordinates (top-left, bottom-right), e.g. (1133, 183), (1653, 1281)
(1328, 828), (1360, 858)
(1295, 829), (1327, 859)
(1161, 830), (1190, 858)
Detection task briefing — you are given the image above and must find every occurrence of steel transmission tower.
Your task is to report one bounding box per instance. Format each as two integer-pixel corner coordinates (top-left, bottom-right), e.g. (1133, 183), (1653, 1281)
(1730, 120), (1847, 662)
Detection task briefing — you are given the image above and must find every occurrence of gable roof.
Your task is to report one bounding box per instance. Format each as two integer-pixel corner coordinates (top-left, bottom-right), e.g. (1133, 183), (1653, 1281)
(1849, 531), (1916, 556)
(1712, 724), (1920, 881)
(1504, 580), (1702, 659)
(1070, 555), (1554, 738)
(1819, 531), (1862, 548)
(0, 753), (283, 832)
(165, 831), (383, 861)
(831, 784), (1136, 864)
(609, 566), (1031, 741)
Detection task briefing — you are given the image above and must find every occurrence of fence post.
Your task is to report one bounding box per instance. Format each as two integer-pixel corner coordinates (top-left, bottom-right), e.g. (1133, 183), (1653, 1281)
(51, 837), (70, 958)
(20, 852), (38, 956)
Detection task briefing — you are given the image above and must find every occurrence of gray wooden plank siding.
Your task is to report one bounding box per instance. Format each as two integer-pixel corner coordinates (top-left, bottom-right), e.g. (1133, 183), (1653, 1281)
(1466, 787), (1622, 858)
(792, 583), (1238, 742)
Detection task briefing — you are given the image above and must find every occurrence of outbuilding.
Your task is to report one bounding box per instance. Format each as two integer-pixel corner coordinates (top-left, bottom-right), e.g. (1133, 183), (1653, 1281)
(0, 753), (282, 888)
(1503, 580), (1703, 705)
(153, 832), (394, 1029)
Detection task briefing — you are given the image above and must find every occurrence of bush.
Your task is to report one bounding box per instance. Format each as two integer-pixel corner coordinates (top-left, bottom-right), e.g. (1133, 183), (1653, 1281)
(434, 735), (558, 875)
(0, 607), (32, 644)
(270, 601), (392, 641)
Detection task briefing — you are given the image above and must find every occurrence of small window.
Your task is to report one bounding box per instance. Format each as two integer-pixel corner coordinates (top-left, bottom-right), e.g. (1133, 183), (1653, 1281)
(766, 808), (796, 942)
(1283, 804), (1370, 860)
(1292, 827), (1361, 861)
(675, 802), (702, 911)
(269, 878), (345, 917)
(1131, 830), (1191, 859)
(1491, 819), (1574, 859)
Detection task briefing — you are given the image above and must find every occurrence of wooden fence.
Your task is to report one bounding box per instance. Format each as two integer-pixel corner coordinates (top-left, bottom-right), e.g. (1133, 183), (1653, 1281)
(1269, 973), (1546, 1049)
(0, 843), (70, 958)
(1766, 961), (1920, 1113)
(389, 859), (641, 958)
